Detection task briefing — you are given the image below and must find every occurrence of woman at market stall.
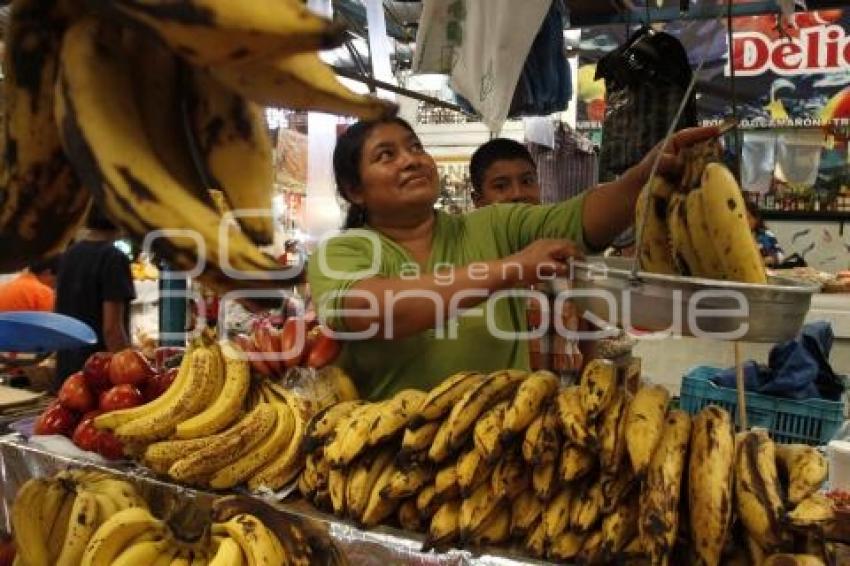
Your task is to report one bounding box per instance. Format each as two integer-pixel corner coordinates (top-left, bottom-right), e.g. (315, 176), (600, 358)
(308, 117), (719, 399)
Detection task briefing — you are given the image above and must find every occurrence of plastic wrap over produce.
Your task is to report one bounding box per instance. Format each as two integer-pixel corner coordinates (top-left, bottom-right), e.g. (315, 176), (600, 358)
(0, 434), (546, 565)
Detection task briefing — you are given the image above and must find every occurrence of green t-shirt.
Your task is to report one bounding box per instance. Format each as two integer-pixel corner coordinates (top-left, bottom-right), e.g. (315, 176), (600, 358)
(308, 197), (587, 400)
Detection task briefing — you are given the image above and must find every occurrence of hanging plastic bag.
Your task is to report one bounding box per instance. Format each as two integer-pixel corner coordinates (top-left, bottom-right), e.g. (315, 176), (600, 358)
(413, 0), (551, 132)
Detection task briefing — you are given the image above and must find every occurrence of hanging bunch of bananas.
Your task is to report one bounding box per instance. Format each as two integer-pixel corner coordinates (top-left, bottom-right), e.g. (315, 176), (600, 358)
(296, 359), (835, 565)
(0, 0), (394, 291)
(12, 469), (147, 566)
(93, 333), (357, 491)
(635, 137), (767, 284)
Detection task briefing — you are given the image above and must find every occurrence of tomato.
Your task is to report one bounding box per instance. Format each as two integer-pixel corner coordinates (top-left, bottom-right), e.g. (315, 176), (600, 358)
(281, 317), (307, 368)
(141, 368), (178, 402)
(254, 324), (282, 375)
(305, 330), (341, 369)
(34, 400), (80, 437)
(82, 352), (113, 392)
(72, 411), (103, 453)
(58, 372), (96, 413)
(96, 430), (125, 460)
(109, 349), (155, 386)
(99, 384), (143, 412)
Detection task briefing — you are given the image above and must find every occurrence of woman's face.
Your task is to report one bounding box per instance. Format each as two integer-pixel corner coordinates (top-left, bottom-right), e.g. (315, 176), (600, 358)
(348, 122), (439, 221)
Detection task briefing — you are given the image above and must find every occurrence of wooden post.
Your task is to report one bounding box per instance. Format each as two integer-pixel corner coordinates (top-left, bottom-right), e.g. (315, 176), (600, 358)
(734, 342), (748, 431)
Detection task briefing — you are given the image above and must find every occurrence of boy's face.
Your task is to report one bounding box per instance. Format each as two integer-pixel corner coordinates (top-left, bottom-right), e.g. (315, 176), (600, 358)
(474, 158), (541, 207)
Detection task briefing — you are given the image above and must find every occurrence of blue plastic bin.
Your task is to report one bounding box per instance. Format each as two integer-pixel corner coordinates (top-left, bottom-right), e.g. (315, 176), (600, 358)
(678, 366), (844, 446)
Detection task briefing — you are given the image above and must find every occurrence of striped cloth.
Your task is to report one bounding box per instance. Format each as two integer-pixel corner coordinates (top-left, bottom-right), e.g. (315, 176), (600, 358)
(527, 123), (598, 204)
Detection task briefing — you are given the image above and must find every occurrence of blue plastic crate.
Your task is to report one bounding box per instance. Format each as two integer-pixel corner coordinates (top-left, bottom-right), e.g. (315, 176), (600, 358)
(679, 366), (845, 446)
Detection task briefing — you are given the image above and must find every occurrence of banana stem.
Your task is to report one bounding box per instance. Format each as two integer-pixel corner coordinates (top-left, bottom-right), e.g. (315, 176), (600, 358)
(734, 341), (748, 431)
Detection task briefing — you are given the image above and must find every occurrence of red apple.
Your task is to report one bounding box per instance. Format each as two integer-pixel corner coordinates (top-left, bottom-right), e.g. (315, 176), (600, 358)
(82, 352), (113, 392)
(109, 349), (155, 386)
(99, 384), (143, 412)
(58, 372), (96, 413)
(96, 430), (125, 460)
(141, 368), (178, 402)
(72, 411), (103, 453)
(33, 400), (79, 437)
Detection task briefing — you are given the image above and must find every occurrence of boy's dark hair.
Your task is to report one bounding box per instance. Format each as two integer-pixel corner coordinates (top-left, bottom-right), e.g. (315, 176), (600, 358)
(333, 116), (417, 229)
(28, 255), (62, 275)
(469, 138), (536, 193)
(86, 203), (118, 231)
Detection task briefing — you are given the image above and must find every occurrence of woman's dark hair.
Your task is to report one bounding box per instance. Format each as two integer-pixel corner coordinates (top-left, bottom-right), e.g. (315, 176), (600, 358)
(744, 200), (765, 231)
(333, 116), (417, 229)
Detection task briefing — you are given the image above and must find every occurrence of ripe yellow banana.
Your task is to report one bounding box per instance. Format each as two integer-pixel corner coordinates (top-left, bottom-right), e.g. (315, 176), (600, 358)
(175, 341), (250, 439)
(434, 460), (461, 502)
(455, 448), (491, 498)
(214, 514), (284, 566)
(211, 51), (396, 121)
(543, 486), (573, 542)
(688, 405), (735, 566)
(57, 17), (288, 296)
(626, 384), (670, 476)
(80, 507), (166, 566)
(303, 400), (366, 453)
(367, 389), (427, 446)
(144, 436), (216, 475)
(185, 69), (274, 245)
(571, 481), (604, 533)
(58, 489), (102, 566)
(112, 537), (175, 566)
(500, 370), (560, 442)
(685, 188), (726, 278)
(416, 484), (440, 520)
(361, 459), (401, 527)
(169, 401), (277, 484)
(775, 443), (828, 505)
(209, 389), (295, 489)
(576, 529), (605, 565)
(601, 497), (640, 558)
(328, 466), (348, 517)
(423, 500), (461, 551)
(491, 448), (529, 500)
(40, 480), (70, 541)
(12, 478), (51, 566)
(601, 470), (636, 515)
(786, 492), (835, 527)
(580, 358), (618, 419)
(549, 531), (586, 562)
(459, 482), (503, 540)
(639, 409), (691, 566)
(698, 163), (767, 283)
(762, 554), (826, 566)
(411, 371), (485, 426)
(95, 344), (195, 431)
(667, 191), (704, 276)
(532, 460), (558, 502)
(247, 387), (312, 491)
(400, 420), (441, 460)
(445, 369), (529, 452)
(381, 463), (435, 500)
(599, 392), (628, 474)
(635, 177), (677, 275)
(208, 536), (244, 566)
(473, 401), (509, 464)
(0, 0), (90, 273)
(524, 519), (546, 558)
(556, 385), (594, 448)
(468, 504), (510, 546)
(510, 490), (543, 538)
(521, 401), (561, 466)
(115, 344), (218, 443)
(735, 430), (786, 551)
(99, 0), (346, 66)
(48, 490), (76, 564)
(559, 444), (595, 483)
(326, 402), (378, 467)
(82, 477), (147, 512)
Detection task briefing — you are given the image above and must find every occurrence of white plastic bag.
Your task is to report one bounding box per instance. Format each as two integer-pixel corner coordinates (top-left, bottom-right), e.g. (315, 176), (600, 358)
(414, 0), (551, 133)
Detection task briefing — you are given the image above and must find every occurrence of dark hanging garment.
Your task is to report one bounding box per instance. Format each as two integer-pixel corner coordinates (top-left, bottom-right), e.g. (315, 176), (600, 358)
(595, 27), (698, 179)
(508, 0), (572, 118)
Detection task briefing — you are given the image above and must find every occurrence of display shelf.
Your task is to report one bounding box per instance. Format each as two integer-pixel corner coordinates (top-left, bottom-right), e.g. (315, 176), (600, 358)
(0, 433), (546, 566)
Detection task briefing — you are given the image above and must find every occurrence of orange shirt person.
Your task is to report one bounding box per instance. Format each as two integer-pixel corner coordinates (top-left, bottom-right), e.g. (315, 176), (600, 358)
(0, 256), (61, 312)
